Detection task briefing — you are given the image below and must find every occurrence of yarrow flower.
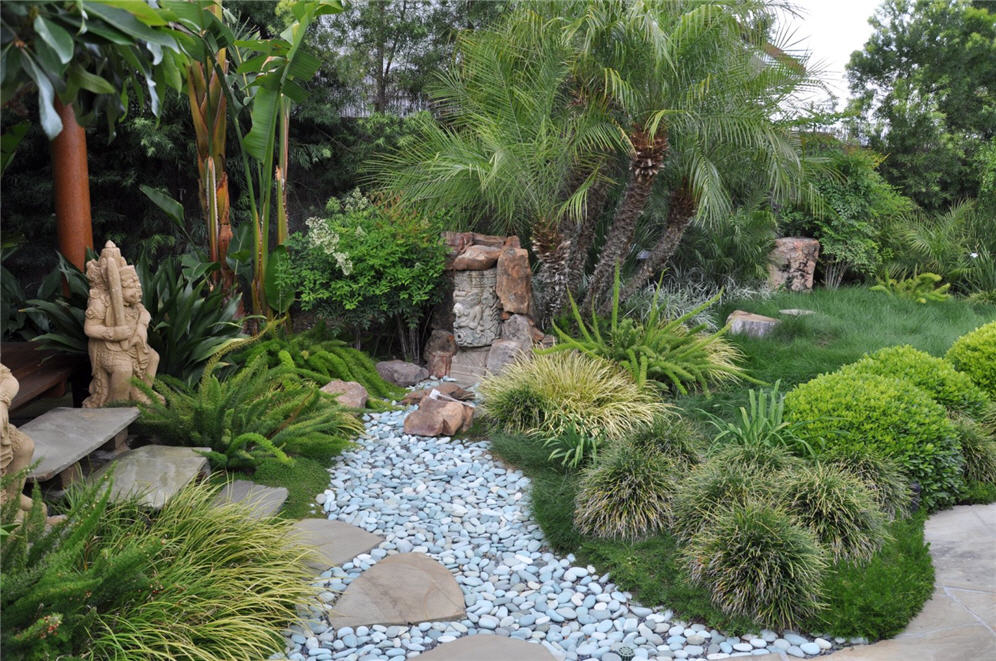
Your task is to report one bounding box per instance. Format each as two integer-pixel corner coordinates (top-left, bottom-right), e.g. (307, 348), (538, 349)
(305, 217), (340, 254)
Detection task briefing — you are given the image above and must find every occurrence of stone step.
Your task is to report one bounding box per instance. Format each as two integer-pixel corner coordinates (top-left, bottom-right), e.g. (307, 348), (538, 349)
(415, 635), (557, 661)
(290, 518), (383, 572)
(328, 552), (466, 628)
(211, 480), (288, 519)
(90, 444), (209, 509)
(24, 406), (139, 486)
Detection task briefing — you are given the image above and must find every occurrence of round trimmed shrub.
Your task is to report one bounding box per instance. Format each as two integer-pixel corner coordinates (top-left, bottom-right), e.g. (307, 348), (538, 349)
(822, 446), (912, 520)
(952, 416), (996, 485)
(776, 464), (889, 563)
(671, 456), (776, 540)
(842, 345), (987, 415)
(574, 442), (678, 540)
(946, 321), (996, 399)
(480, 352), (670, 441)
(627, 415), (702, 468)
(785, 372), (963, 511)
(683, 502), (826, 629)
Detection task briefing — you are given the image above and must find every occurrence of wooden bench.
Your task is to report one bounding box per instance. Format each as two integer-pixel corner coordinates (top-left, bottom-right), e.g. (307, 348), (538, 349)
(23, 406), (139, 489)
(2, 342), (87, 411)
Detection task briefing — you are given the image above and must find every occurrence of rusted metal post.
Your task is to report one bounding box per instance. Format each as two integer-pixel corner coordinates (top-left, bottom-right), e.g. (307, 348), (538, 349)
(50, 99), (93, 271)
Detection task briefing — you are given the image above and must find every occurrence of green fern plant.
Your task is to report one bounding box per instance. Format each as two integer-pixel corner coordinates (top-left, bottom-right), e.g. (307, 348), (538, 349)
(135, 354), (362, 470)
(543, 268), (746, 394)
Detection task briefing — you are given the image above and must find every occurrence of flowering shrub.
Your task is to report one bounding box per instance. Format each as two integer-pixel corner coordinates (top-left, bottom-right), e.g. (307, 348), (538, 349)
(281, 190), (448, 333)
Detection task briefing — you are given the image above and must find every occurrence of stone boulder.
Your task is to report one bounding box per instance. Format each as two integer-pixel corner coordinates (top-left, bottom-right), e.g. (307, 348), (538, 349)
(496, 248), (533, 314)
(376, 360), (429, 387)
(768, 237), (820, 291)
(401, 382), (474, 406)
(452, 244), (502, 271)
(486, 338), (531, 375)
(320, 380), (368, 409)
(502, 313), (542, 345)
(727, 310), (781, 338)
(424, 330), (457, 378)
(403, 397), (472, 437)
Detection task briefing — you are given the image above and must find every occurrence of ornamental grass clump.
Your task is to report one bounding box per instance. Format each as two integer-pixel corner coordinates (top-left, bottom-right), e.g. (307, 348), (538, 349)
(821, 446), (912, 521)
(480, 352), (670, 443)
(952, 416), (996, 486)
(777, 464), (889, 563)
(574, 441), (679, 540)
(784, 371), (963, 511)
(671, 457), (777, 540)
(946, 321), (996, 399)
(544, 269), (746, 394)
(683, 502), (826, 629)
(627, 415), (702, 468)
(841, 344), (987, 416)
(87, 482), (318, 660)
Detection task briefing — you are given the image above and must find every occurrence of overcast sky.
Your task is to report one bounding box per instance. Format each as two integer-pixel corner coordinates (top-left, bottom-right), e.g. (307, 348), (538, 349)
(777, 0), (883, 107)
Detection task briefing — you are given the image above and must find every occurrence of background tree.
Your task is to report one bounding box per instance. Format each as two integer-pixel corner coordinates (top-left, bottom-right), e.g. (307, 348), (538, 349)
(846, 0), (996, 211)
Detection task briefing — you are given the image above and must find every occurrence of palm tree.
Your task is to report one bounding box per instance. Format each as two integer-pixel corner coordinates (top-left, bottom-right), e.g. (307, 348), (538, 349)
(369, 15), (620, 325)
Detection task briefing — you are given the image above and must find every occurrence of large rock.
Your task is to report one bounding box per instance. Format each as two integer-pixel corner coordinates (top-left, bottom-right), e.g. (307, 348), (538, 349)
(375, 360), (429, 387)
(320, 380), (368, 409)
(727, 310), (781, 338)
(486, 338), (531, 375)
(502, 314), (541, 345)
(448, 348), (490, 387)
(496, 248), (533, 314)
(452, 269), (501, 348)
(403, 398), (469, 437)
(768, 237), (820, 291)
(402, 382), (474, 406)
(424, 330), (457, 378)
(452, 245), (502, 271)
(328, 553), (466, 628)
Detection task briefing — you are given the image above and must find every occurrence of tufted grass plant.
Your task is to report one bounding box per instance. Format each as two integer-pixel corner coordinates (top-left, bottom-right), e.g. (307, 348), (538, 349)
(705, 440), (802, 473)
(627, 415), (703, 468)
(952, 415), (996, 486)
(574, 442), (680, 540)
(480, 352), (670, 443)
(946, 321), (996, 399)
(683, 502), (827, 629)
(777, 464), (890, 563)
(841, 344), (987, 415)
(821, 446), (912, 520)
(86, 481), (319, 660)
(671, 456), (778, 540)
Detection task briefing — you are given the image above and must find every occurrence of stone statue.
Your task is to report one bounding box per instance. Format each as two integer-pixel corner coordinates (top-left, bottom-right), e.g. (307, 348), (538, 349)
(83, 241), (159, 407)
(452, 269), (501, 348)
(1, 363), (36, 519)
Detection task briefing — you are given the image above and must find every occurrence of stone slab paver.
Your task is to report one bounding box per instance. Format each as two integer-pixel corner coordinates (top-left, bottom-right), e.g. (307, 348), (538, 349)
(414, 634), (557, 660)
(24, 406), (138, 481)
(826, 503), (996, 661)
(290, 518), (383, 571)
(211, 480), (287, 519)
(328, 552), (466, 628)
(90, 444), (209, 509)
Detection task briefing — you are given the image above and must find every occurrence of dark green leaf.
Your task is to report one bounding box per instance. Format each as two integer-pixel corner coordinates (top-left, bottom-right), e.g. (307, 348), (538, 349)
(33, 16), (75, 65)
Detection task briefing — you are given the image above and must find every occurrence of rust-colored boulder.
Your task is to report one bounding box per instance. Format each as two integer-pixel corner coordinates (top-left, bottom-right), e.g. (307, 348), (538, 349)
(401, 382), (474, 406)
(424, 330), (457, 378)
(442, 231), (474, 258)
(403, 397), (469, 437)
(470, 233), (506, 248)
(452, 245), (502, 271)
(496, 248), (533, 314)
(320, 380), (368, 409)
(503, 236), (521, 249)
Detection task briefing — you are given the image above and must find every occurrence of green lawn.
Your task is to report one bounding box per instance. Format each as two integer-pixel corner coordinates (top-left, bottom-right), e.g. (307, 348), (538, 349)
(490, 287), (994, 638)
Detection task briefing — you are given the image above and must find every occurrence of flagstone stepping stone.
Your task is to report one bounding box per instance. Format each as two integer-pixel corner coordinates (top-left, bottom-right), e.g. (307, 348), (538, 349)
(290, 518), (384, 571)
(328, 552), (466, 628)
(24, 406), (139, 487)
(414, 634), (557, 660)
(211, 480), (288, 519)
(90, 444), (209, 509)
(779, 308), (816, 316)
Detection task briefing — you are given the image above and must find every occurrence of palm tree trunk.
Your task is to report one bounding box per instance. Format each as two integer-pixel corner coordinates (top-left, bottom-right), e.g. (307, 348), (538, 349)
(566, 176), (610, 299)
(582, 129), (667, 311)
(531, 224), (573, 329)
(618, 184), (696, 302)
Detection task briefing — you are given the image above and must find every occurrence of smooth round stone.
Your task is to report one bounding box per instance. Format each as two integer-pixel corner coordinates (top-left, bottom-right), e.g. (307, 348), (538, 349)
(750, 638), (767, 648)
(685, 644), (704, 656)
(786, 646), (806, 658)
(800, 642), (821, 655)
(815, 638), (832, 650)
(734, 643), (753, 652)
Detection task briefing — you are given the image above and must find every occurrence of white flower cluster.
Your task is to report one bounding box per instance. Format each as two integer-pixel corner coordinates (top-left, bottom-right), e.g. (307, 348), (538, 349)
(305, 216), (353, 275)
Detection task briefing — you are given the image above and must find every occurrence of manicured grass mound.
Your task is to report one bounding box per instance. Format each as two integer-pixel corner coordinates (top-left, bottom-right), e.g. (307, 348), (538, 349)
(821, 446), (911, 520)
(842, 344), (987, 415)
(785, 372), (963, 511)
(480, 352), (669, 441)
(574, 442), (679, 540)
(683, 502), (827, 629)
(776, 464), (889, 562)
(946, 321), (996, 399)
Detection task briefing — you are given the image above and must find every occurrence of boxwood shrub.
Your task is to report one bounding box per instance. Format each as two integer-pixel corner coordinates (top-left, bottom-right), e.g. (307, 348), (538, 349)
(946, 321), (996, 399)
(784, 372), (963, 511)
(841, 345), (987, 415)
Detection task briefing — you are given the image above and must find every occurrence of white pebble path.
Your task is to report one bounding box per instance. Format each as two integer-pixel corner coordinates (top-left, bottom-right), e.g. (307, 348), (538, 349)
(282, 395), (861, 661)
